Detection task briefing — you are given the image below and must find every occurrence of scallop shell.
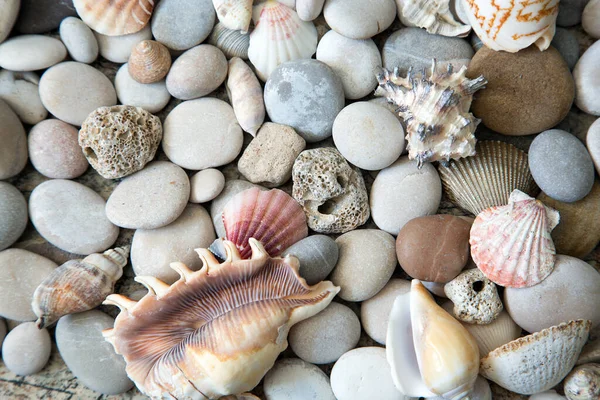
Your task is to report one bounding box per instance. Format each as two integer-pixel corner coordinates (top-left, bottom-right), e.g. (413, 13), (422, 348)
(480, 320), (591, 395)
(128, 40), (171, 84)
(437, 141), (540, 216)
(470, 189), (560, 288)
(209, 22), (250, 59)
(396, 0), (471, 37)
(564, 363), (600, 400)
(375, 61), (487, 167)
(387, 280), (480, 399)
(103, 239), (339, 399)
(213, 0), (253, 33)
(73, 0), (154, 36)
(32, 247), (129, 329)
(223, 187), (308, 260)
(462, 0), (559, 53)
(248, 1), (318, 81)
(227, 57), (265, 136)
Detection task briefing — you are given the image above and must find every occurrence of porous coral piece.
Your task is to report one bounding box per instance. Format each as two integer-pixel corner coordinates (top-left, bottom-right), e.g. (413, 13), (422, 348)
(292, 147), (370, 233)
(79, 105), (162, 179)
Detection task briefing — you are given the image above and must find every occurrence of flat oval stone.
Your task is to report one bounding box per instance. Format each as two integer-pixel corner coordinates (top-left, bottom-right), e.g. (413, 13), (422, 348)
(361, 279), (411, 345)
(0, 182), (28, 251)
(282, 235), (339, 285)
(151, 0), (216, 51)
(162, 98), (243, 170)
(264, 358), (336, 400)
(583, 0), (600, 37)
(29, 179), (119, 255)
(0, 0), (19, 43)
(56, 310), (133, 395)
(574, 40), (600, 116)
(0, 100), (27, 179)
(0, 35), (66, 71)
(558, 0), (590, 27)
(264, 59), (345, 143)
(2, 322), (51, 376)
(115, 63), (171, 114)
(210, 180), (264, 237)
(551, 28), (579, 70)
(106, 161), (190, 229)
(131, 204), (216, 284)
(0, 249), (57, 321)
(505, 255), (600, 333)
(59, 17), (99, 64)
(323, 0), (396, 39)
(28, 119), (89, 179)
(370, 156), (442, 235)
(15, 0), (77, 34)
(189, 168), (225, 203)
(588, 119), (600, 174)
(529, 129), (594, 202)
(95, 25), (152, 63)
(331, 229), (396, 302)
(39, 62), (117, 126)
(0, 70), (47, 125)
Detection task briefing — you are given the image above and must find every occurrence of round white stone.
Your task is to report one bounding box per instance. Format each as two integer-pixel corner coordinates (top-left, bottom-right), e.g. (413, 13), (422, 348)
(361, 279), (411, 344)
(0, 34), (66, 71)
(323, 0), (396, 39)
(115, 64), (171, 114)
(264, 358), (336, 400)
(0, 70), (47, 125)
(189, 168), (226, 203)
(2, 322), (51, 376)
(94, 25), (152, 63)
(574, 40), (600, 116)
(59, 17), (98, 64)
(583, 0), (600, 39)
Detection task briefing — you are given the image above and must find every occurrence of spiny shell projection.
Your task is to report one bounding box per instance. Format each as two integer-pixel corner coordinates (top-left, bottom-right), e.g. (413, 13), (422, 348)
(209, 22), (250, 60)
(73, 0), (154, 36)
(32, 247), (129, 329)
(396, 0), (471, 37)
(212, 0), (253, 33)
(437, 141), (540, 216)
(375, 61), (487, 167)
(227, 57), (265, 136)
(462, 0), (559, 53)
(470, 189), (560, 288)
(128, 40), (171, 84)
(103, 239), (339, 399)
(480, 320), (591, 395)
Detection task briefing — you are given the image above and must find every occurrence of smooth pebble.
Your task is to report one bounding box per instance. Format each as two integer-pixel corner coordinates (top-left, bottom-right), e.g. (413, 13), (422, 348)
(0, 100), (27, 180)
(95, 25), (152, 63)
(282, 235), (339, 285)
(115, 64), (171, 114)
(210, 180), (264, 238)
(0, 70), (47, 125)
(2, 322), (51, 376)
(361, 279), (411, 344)
(0, 34), (66, 71)
(323, 0), (396, 39)
(551, 28), (579, 70)
(583, 0), (600, 38)
(0, 0), (19, 43)
(0, 182), (28, 251)
(59, 17), (98, 63)
(557, 0), (590, 27)
(297, 0), (326, 21)
(0, 318), (6, 347)
(190, 169), (226, 203)
(264, 358), (336, 400)
(151, 0), (216, 51)
(587, 118), (600, 174)
(574, 40), (600, 116)
(15, 0), (77, 34)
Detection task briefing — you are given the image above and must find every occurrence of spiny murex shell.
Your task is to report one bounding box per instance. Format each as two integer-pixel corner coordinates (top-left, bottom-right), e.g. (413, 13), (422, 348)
(32, 246), (129, 329)
(564, 363), (600, 400)
(103, 239), (339, 399)
(73, 0), (154, 36)
(375, 60), (487, 167)
(470, 189), (559, 288)
(396, 0), (471, 37)
(480, 320), (591, 395)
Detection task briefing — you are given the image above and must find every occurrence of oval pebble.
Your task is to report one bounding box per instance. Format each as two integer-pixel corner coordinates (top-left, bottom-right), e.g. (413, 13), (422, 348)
(282, 235), (338, 285)
(583, 0), (600, 38)
(0, 100), (27, 179)
(0, 70), (47, 125)
(331, 347), (403, 400)
(115, 63), (171, 114)
(264, 358), (336, 400)
(151, 0), (216, 51)
(0, 249), (57, 321)
(29, 180), (119, 255)
(95, 25), (152, 63)
(15, 0), (77, 34)
(323, 0), (396, 39)
(551, 27), (579, 70)
(39, 61), (117, 126)
(574, 40), (600, 116)
(0, 182), (27, 251)
(361, 279), (411, 345)
(59, 17), (98, 64)
(162, 98), (243, 170)
(56, 310), (133, 395)
(557, 0), (591, 27)
(189, 168), (226, 203)
(370, 156), (442, 235)
(0, 34), (66, 71)
(28, 119), (88, 179)
(331, 229), (397, 302)
(210, 180), (264, 238)
(106, 161), (190, 229)
(588, 118), (600, 174)
(297, 0), (325, 21)
(2, 322), (51, 376)
(0, 0), (19, 43)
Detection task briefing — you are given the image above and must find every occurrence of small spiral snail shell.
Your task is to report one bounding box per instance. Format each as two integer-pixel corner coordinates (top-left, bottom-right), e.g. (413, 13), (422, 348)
(128, 40), (172, 84)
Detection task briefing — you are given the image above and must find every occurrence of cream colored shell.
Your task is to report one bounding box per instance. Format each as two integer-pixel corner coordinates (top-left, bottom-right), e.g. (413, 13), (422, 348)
(73, 0), (154, 36)
(212, 0), (253, 33)
(396, 0), (471, 37)
(227, 57), (265, 136)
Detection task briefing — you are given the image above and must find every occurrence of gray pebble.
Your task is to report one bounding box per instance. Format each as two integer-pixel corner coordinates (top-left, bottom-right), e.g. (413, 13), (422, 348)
(151, 0), (216, 51)
(283, 235), (338, 285)
(115, 64), (171, 114)
(59, 17), (98, 64)
(0, 182), (27, 251)
(2, 322), (51, 376)
(551, 28), (579, 70)
(557, 0), (590, 27)
(15, 0), (77, 34)
(264, 358), (336, 400)
(0, 100), (28, 179)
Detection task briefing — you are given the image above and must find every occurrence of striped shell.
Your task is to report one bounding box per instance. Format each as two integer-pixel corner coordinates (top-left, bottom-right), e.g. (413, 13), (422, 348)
(209, 22), (250, 59)
(397, 0), (471, 37)
(128, 40), (171, 84)
(213, 0), (253, 33)
(73, 0), (154, 36)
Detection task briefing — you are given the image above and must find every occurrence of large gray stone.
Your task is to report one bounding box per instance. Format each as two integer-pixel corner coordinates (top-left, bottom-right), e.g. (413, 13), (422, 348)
(0, 100), (27, 179)
(551, 28), (579, 70)
(0, 182), (27, 251)
(282, 235), (339, 285)
(151, 0), (216, 51)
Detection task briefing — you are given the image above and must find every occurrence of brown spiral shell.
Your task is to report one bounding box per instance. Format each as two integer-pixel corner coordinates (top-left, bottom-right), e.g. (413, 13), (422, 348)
(128, 40), (172, 84)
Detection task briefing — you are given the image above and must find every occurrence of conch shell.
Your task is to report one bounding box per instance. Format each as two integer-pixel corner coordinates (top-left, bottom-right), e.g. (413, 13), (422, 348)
(128, 40), (171, 84)
(396, 0), (471, 37)
(73, 0), (154, 36)
(462, 0), (559, 53)
(227, 57), (265, 136)
(32, 247), (129, 329)
(212, 0), (253, 33)
(103, 239), (339, 399)
(375, 61), (487, 167)
(470, 189), (560, 288)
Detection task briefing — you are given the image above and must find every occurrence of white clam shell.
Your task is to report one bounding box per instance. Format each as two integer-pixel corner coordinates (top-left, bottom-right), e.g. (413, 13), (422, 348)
(212, 0), (253, 33)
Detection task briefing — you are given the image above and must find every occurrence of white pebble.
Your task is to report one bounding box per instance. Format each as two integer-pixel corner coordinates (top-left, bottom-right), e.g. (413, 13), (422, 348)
(2, 322), (51, 376)
(59, 17), (99, 64)
(0, 35), (66, 71)
(583, 0), (600, 39)
(115, 64), (171, 114)
(0, 70), (47, 125)
(95, 25), (152, 63)
(189, 168), (226, 203)
(264, 358), (336, 400)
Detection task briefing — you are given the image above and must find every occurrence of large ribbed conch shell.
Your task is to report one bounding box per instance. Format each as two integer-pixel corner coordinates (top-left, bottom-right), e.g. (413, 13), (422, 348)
(462, 0), (559, 53)
(480, 320), (591, 395)
(396, 0), (471, 37)
(102, 239), (339, 399)
(387, 280), (480, 399)
(375, 61), (487, 167)
(227, 57), (265, 136)
(32, 247), (129, 329)
(73, 0), (154, 36)
(128, 40), (171, 84)
(212, 0), (253, 33)
(470, 189), (560, 288)
(209, 22), (250, 59)
(248, 1), (318, 81)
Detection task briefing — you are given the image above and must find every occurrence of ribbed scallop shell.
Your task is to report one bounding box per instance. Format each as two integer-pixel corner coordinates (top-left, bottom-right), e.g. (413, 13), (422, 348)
(209, 22), (250, 59)
(248, 1), (318, 81)
(73, 0), (154, 36)
(397, 0), (471, 37)
(213, 0), (253, 33)
(128, 40), (171, 84)
(470, 189), (560, 288)
(438, 141), (540, 216)
(223, 187), (308, 259)
(103, 239), (339, 399)
(480, 320), (591, 395)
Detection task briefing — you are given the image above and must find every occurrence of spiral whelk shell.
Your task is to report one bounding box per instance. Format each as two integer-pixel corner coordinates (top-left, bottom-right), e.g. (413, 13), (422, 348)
(73, 0), (155, 36)
(396, 0), (471, 37)
(128, 40), (171, 84)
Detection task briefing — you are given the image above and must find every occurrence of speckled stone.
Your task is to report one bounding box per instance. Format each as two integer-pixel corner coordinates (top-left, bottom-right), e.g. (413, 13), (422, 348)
(361, 279), (411, 344)
(106, 161), (190, 230)
(0, 100), (27, 180)
(2, 322), (51, 376)
(323, 0), (396, 39)
(115, 64), (171, 114)
(0, 35), (66, 71)
(574, 40), (600, 116)
(59, 17), (98, 64)
(0, 182), (27, 251)
(0, 0), (19, 43)
(583, 0), (600, 38)
(557, 0), (590, 27)
(264, 358), (336, 400)
(282, 235), (339, 285)
(551, 28), (579, 70)
(15, 0), (76, 34)
(0, 70), (47, 125)
(190, 168), (226, 203)
(95, 25), (152, 63)
(210, 180), (264, 238)
(587, 119), (600, 174)
(151, 0), (216, 51)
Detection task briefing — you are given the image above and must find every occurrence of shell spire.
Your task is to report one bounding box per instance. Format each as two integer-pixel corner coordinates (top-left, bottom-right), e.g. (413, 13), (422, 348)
(397, 0), (471, 37)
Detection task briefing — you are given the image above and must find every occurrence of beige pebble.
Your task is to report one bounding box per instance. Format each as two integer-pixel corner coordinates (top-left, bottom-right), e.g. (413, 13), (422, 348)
(114, 64), (171, 114)
(0, 99), (27, 180)
(189, 168), (225, 203)
(95, 25), (152, 63)
(0, 70), (47, 125)
(0, 35), (66, 71)
(361, 279), (411, 344)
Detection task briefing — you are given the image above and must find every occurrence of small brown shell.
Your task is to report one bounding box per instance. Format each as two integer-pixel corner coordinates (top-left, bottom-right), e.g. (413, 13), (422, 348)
(128, 40), (172, 84)
(73, 0), (154, 36)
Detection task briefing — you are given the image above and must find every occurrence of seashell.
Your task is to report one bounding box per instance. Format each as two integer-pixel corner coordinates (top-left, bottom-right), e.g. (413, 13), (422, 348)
(396, 0), (471, 37)
(462, 0), (559, 53)
(437, 141), (540, 216)
(577, 339), (600, 365)
(73, 0), (154, 36)
(208, 22), (250, 60)
(32, 247), (129, 329)
(221, 394), (261, 400)
(248, 1), (318, 82)
(227, 57), (265, 136)
(222, 187), (308, 259)
(375, 60), (487, 167)
(564, 363), (600, 400)
(429, 376), (492, 400)
(128, 40), (171, 84)
(212, 0), (253, 33)
(387, 279), (480, 399)
(470, 189), (560, 288)
(102, 239), (339, 399)
(480, 320), (592, 395)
